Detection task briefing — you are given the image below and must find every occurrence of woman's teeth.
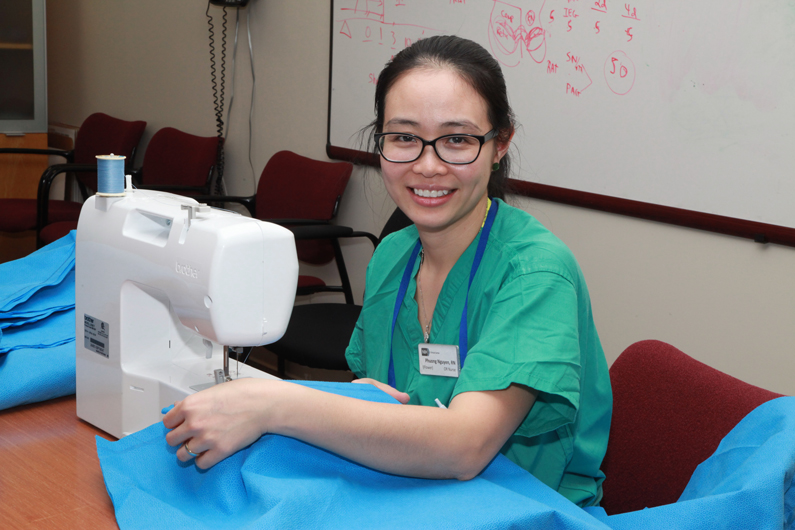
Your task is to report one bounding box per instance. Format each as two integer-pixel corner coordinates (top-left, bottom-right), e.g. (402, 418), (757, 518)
(413, 189), (450, 198)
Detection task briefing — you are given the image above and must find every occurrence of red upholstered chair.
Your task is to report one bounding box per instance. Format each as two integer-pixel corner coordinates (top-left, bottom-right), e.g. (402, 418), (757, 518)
(204, 150), (355, 301)
(254, 150), (354, 300)
(131, 127), (220, 195)
(40, 127), (220, 245)
(0, 112), (146, 247)
(600, 340), (784, 515)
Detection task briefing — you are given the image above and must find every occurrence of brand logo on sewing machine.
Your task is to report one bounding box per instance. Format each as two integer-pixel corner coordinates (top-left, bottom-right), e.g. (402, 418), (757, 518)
(175, 262), (199, 279)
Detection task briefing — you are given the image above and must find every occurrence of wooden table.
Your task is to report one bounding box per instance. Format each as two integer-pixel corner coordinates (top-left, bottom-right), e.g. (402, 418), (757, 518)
(0, 396), (119, 529)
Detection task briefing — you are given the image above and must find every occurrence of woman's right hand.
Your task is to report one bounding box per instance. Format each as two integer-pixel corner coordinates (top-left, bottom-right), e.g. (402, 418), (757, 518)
(163, 378), (280, 469)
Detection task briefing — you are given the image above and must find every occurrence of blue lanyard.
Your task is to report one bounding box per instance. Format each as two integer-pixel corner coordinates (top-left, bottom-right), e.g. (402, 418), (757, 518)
(388, 200), (499, 389)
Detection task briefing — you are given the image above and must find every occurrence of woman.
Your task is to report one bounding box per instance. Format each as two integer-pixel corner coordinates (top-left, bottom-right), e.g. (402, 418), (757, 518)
(164, 35), (611, 508)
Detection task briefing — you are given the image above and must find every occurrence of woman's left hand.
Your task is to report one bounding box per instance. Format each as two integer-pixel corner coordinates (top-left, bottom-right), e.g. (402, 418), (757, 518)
(352, 378), (410, 404)
(162, 378), (279, 469)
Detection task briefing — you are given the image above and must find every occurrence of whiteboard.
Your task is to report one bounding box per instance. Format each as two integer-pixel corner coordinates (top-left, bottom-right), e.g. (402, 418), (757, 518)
(328, 0), (795, 238)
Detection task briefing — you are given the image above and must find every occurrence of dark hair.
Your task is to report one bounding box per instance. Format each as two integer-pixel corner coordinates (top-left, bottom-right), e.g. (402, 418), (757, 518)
(370, 35), (516, 199)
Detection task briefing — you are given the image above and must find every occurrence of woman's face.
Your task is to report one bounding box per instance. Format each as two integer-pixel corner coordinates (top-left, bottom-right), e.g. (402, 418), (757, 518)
(380, 67), (509, 235)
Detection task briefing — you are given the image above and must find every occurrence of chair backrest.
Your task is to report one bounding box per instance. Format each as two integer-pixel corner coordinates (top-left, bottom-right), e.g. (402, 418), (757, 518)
(139, 127), (220, 193)
(72, 112), (147, 191)
(256, 150), (353, 265)
(600, 340), (783, 515)
(378, 207), (412, 242)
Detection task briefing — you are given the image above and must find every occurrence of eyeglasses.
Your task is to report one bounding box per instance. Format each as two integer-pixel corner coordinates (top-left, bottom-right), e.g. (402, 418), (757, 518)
(374, 129), (498, 165)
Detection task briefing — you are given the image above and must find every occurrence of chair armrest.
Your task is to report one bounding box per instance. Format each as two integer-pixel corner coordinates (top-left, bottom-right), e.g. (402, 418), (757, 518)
(36, 163), (97, 229)
(347, 230), (380, 248)
(288, 224), (378, 247)
(138, 184), (209, 193)
(190, 194), (256, 217)
(288, 224), (353, 239)
(267, 218), (333, 226)
(287, 225), (378, 305)
(0, 147), (73, 163)
(265, 220), (379, 248)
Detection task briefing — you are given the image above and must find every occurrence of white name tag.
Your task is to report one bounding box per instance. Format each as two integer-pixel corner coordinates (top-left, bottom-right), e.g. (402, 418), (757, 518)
(418, 343), (460, 378)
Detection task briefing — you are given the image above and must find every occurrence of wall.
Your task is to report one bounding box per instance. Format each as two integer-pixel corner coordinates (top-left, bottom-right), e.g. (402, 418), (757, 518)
(511, 196), (795, 395)
(46, 0), (795, 395)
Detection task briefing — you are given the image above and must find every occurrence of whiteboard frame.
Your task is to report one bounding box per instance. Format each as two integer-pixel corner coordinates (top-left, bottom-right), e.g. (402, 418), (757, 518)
(327, 143), (795, 247)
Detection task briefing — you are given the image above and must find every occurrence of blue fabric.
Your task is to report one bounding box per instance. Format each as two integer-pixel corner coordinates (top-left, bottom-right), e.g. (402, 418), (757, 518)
(0, 232), (77, 410)
(0, 308), (75, 353)
(0, 269), (75, 324)
(97, 386), (795, 530)
(0, 231), (75, 311)
(0, 341), (76, 410)
(585, 396), (795, 530)
(98, 381), (611, 530)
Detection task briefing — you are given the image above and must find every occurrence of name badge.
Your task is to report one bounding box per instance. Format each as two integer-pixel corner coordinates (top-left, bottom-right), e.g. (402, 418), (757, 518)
(418, 343), (460, 378)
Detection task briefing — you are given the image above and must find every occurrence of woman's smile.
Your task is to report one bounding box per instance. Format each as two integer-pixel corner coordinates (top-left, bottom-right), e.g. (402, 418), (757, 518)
(412, 188), (451, 198)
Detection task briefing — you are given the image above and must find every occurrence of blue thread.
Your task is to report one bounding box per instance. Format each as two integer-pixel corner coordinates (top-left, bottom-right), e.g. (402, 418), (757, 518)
(96, 154), (126, 195)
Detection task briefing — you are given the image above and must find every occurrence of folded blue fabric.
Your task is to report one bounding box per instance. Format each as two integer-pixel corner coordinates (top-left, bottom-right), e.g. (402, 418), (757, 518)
(585, 396), (795, 530)
(0, 269), (75, 323)
(0, 231), (75, 312)
(0, 308), (75, 353)
(0, 341), (76, 410)
(0, 232), (77, 410)
(98, 381), (610, 530)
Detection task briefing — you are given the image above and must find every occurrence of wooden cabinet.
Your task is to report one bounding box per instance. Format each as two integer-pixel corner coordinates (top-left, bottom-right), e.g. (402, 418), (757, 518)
(0, 133), (47, 262)
(0, 132), (48, 199)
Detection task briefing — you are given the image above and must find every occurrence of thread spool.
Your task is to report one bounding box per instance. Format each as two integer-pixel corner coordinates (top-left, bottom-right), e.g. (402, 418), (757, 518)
(96, 154), (126, 196)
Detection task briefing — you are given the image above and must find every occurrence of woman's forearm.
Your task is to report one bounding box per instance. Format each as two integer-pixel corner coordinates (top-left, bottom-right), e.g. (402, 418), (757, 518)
(268, 381), (536, 480)
(165, 378), (535, 479)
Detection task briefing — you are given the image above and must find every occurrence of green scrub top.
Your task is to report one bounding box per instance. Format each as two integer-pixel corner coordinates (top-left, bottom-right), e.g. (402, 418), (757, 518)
(345, 199), (612, 507)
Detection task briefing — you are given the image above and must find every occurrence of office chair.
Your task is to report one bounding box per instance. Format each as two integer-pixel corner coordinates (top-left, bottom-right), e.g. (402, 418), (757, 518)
(198, 150), (355, 301)
(261, 207), (412, 377)
(0, 112), (146, 248)
(38, 127), (220, 244)
(600, 339), (784, 515)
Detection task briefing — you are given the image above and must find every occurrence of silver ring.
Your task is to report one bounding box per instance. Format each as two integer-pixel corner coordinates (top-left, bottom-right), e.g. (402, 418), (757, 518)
(184, 442), (201, 458)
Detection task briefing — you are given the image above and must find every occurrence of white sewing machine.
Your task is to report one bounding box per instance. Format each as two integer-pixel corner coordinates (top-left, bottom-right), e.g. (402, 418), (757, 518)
(75, 181), (298, 438)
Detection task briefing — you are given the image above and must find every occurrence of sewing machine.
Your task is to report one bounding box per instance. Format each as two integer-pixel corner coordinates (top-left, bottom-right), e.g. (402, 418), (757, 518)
(75, 181), (298, 438)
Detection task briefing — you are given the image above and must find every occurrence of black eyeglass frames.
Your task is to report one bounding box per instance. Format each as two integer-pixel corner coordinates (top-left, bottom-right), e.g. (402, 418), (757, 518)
(374, 129), (498, 165)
